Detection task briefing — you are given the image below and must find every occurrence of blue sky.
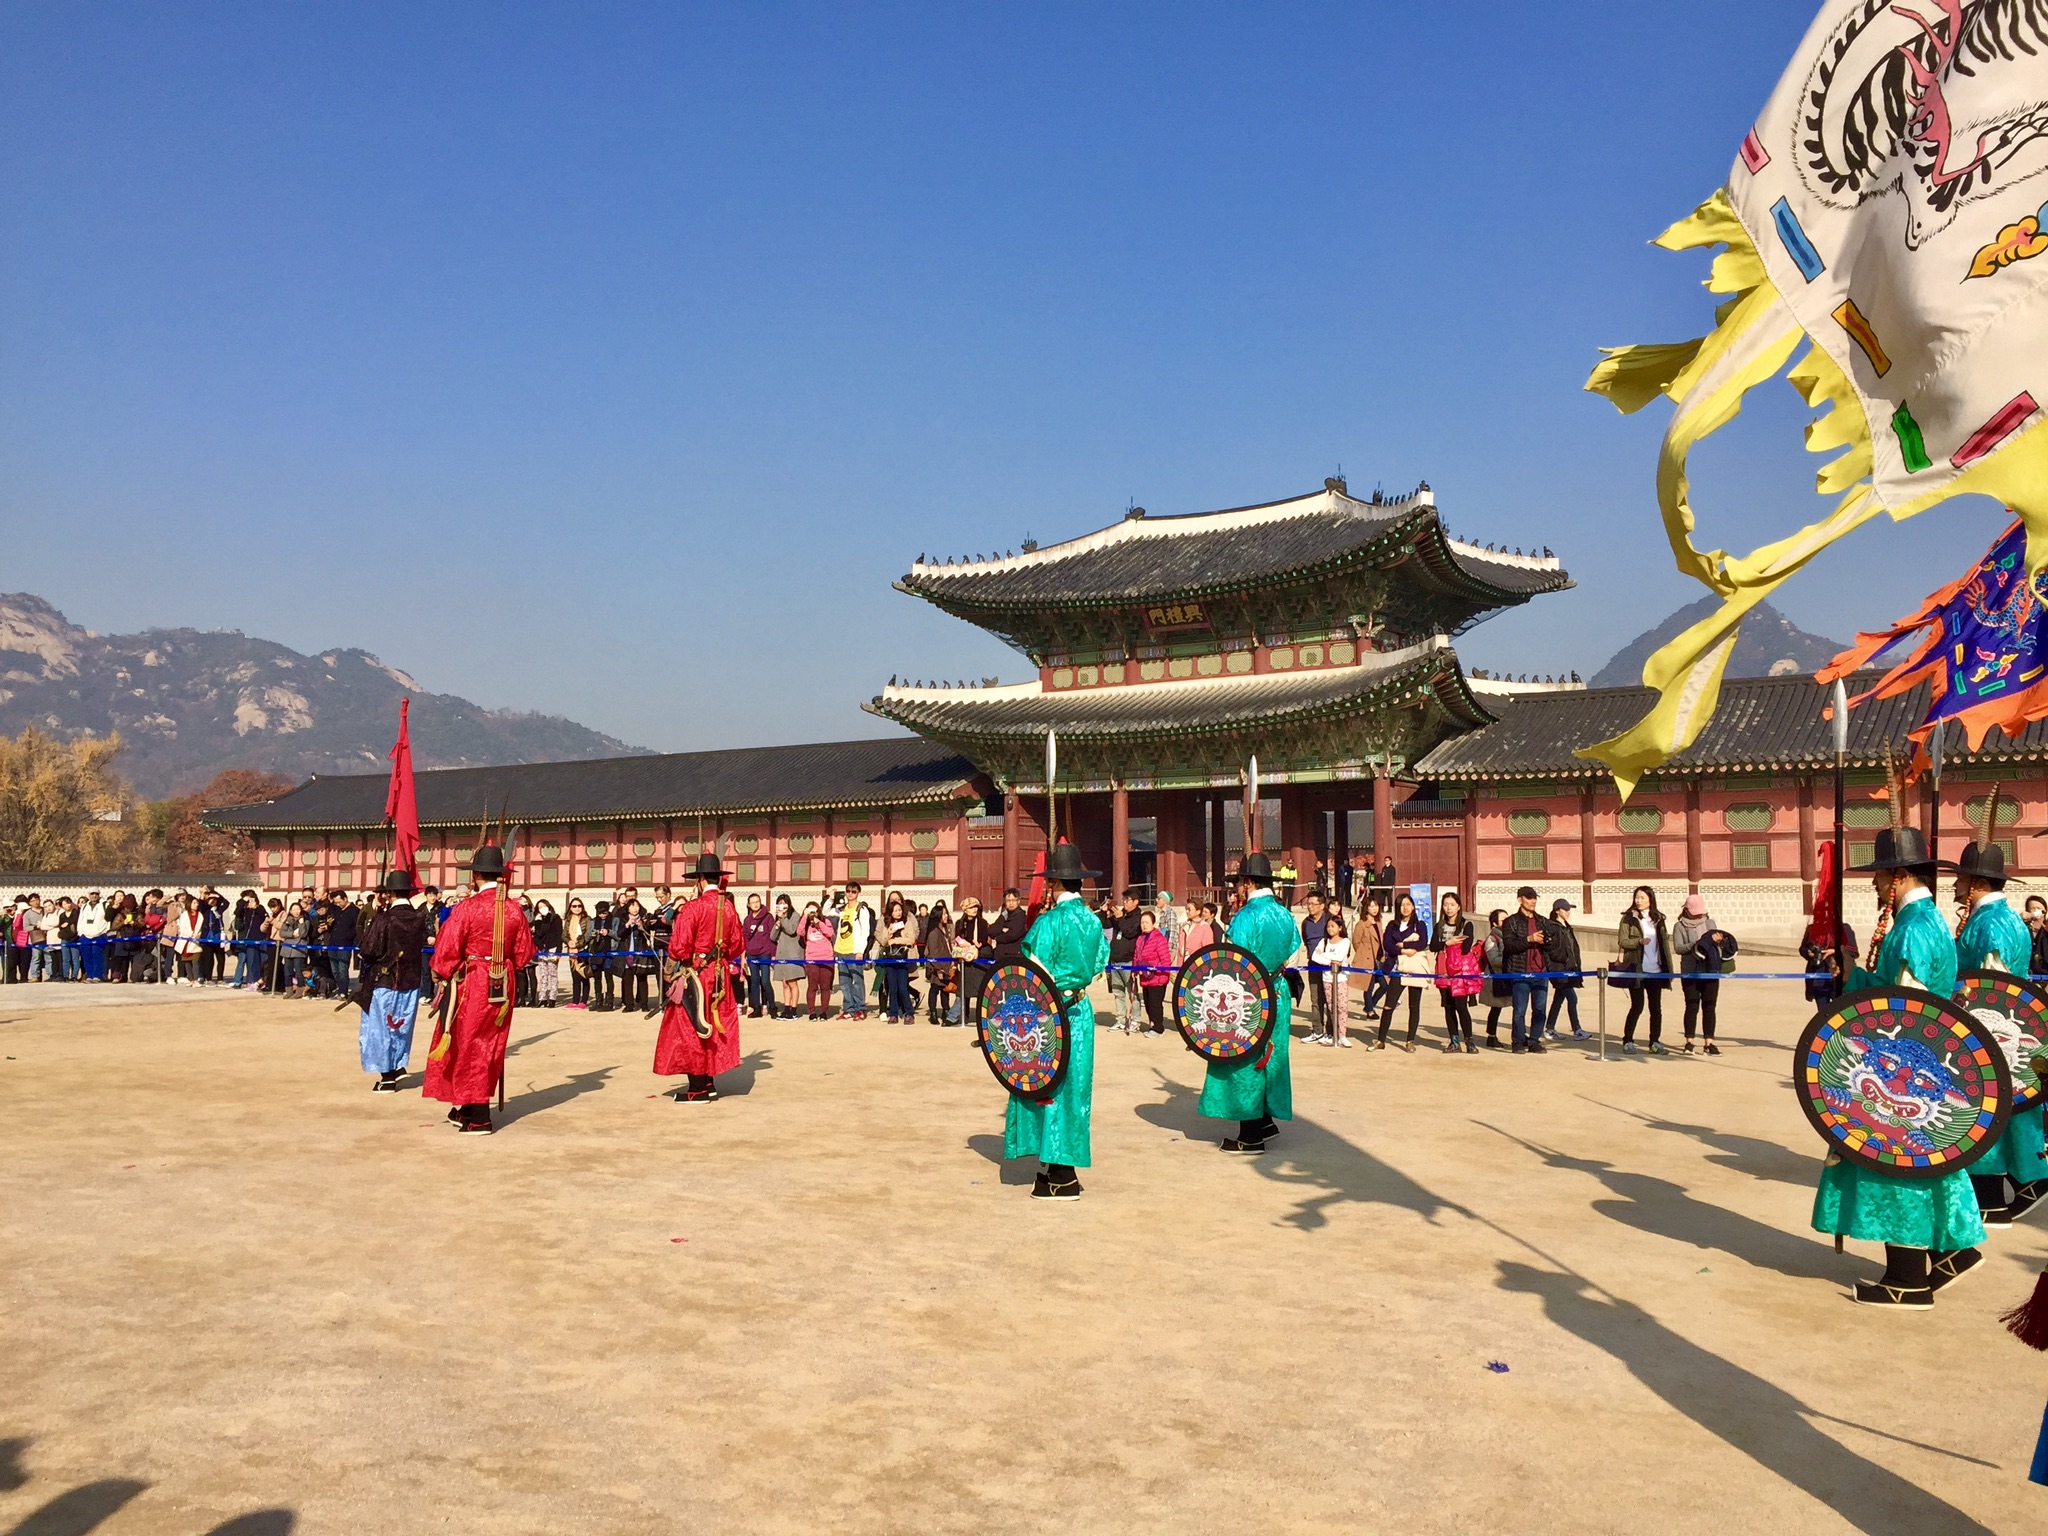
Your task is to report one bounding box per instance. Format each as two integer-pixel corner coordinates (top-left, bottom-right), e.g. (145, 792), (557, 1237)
(0, 3), (2015, 752)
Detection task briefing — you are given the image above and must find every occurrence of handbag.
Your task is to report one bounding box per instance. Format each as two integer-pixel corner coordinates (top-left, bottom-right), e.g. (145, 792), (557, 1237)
(1606, 956), (1633, 989)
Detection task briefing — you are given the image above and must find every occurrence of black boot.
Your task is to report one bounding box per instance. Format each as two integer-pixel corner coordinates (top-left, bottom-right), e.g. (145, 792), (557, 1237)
(1930, 1246), (1984, 1290)
(1854, 1244), (1932, 1307)
(1973, 1173), (2013, 1225)
(1035, 1162), (1082, 1200)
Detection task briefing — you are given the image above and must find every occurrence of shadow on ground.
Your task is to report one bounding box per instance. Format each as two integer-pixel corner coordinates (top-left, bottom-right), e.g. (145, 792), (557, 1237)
(1496, 1263), (1997, 1536)
(964, 1134), (1037, 1184)
(1577, 1095), (1816, 1186)
(1480, 1121), (1844, 1281)
(501, 1066), (618, 1126)
(1137, 1072), (1470, 1232)
(0, 1438), (296, 1535)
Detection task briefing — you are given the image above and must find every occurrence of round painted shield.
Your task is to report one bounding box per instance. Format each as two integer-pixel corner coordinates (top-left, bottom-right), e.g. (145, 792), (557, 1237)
(1171, 943), (1277, 1064)
(1794, 986), (2013, 1179)
(977, 960), (1070, 1102)
(1955, 969), (2048, 1116)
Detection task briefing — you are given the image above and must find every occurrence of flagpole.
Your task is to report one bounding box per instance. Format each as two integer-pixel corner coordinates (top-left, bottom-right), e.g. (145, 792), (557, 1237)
(1831, 679), (1848, 982)
(1926, 719), (1945, 872)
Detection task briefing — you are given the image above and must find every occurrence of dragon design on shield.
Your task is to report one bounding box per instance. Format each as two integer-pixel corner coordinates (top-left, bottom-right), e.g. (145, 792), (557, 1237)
(1820, 1032), (1976, 1155)
(1798, 0), (2048, 247)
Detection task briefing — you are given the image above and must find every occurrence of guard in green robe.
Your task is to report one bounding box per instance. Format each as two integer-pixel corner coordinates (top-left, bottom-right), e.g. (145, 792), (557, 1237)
(1813, 825), (1987, 1306)
(1199, 852), (1299, 1154)
(1003, 842), (1110, 1201)
(1953, 834), (2048, 1224)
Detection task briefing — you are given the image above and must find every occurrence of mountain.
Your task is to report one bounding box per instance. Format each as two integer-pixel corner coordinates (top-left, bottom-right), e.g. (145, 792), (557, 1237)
(0, 593), (648, 798)
(1590, 597), (1847, 689)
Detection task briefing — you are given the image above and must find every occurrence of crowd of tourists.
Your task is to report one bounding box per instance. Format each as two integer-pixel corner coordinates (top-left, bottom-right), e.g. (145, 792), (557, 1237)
(7, 869), (1830, 1065)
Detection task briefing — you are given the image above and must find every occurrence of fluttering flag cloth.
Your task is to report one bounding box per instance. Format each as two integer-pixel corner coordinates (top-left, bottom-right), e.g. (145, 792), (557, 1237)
(1819, 517), (2048, 766)
(384, 697), (420, 882)
(1580, 1), (2048, 796)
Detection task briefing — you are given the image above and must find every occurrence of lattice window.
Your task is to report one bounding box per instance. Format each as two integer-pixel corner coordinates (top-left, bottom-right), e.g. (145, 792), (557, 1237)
(910, 830), (939, 850)
(586, 864), (605, 883)
(736, 862), (756, 883)
(1850, 841), (1876, 866)
(1617, 807), (1663, 834)
(541, 841), (562, 859)
(733, 836), (759, 854)
(1507, 811), (1551, 837)
(788, 834), (815, 854)
(1724, 803), (1773, 832)
(1512, 846), (1547, 872)
(1732, 843), (1771, 870)
(843, 832), (871, 852)
(848, 859), (869, 881)
(791, 861), (810, 882)
(584, 839), (606, 857)
(1966, 796), (2022, 827)
(635, 863), (653, 882)
(1843, 804), (1891, 828)
(913, 859), (936, 881)
(266, 851), (282, 867)
(634, 838), (656, 857)
(541, 864), (559, 884)
(1623, 845), (1659, 870)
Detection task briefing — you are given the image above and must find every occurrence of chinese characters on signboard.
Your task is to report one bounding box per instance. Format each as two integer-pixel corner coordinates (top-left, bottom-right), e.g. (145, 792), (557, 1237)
(1143, 601), (1209, 633)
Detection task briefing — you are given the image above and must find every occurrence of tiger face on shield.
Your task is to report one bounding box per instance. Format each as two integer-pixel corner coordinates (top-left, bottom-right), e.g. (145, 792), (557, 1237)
(1193, 972), (1258, 1042)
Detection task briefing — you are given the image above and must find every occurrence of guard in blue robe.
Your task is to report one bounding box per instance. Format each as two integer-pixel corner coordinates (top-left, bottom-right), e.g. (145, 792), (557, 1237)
(1814, 826), (1985, 1307)
(1952, 835), (2048, 1223)
(357, 870), (429, 1091)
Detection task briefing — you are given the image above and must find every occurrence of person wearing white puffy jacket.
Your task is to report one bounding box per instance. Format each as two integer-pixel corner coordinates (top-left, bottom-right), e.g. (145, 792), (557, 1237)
(75, 892), (109, 981)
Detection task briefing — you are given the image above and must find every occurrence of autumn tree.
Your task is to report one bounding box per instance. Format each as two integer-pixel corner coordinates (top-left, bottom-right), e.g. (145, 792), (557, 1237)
(0, 727), (142, 871)
(158, 769), (300, 874)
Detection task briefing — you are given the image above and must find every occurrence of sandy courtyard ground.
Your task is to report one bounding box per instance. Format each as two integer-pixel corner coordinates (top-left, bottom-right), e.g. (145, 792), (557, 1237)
(4, 979), (2046, 1535)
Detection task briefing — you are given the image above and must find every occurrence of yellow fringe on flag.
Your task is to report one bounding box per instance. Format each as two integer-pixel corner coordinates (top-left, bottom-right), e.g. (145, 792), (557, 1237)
(1574, 191), (2048, 797)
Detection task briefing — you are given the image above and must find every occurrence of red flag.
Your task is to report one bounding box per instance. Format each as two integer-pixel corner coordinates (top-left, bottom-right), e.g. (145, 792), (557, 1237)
(1809, 840), (1838, 945)
(384, 698), (419, 882)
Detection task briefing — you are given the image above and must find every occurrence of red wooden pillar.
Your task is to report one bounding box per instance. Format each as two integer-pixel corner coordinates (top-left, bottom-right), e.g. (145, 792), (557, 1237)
(1797, 777), (1817, 915)
(1461, 786), (1481, 900)
(1580, 783), (1597, 915)
(1111, 785), (1131, 896)
(1210, 796), (1226, 889)
(1002, 791), (1020, 895)
(1372, 767), (1393, 862)
(1684, 782), (1703, 894)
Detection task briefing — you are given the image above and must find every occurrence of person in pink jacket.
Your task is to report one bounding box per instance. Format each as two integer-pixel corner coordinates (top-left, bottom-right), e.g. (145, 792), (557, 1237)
(1432, 891), (1482, 1055)
(1133, 909), (1174, 1034)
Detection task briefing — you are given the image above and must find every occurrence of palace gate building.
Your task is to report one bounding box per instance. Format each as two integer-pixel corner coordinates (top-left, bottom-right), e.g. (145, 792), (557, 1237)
(206, 476), (2048, 945)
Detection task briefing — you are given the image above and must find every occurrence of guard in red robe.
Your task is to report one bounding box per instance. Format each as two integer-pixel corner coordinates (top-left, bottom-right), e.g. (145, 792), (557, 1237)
(424, 844), (537, 1133)
(654, 853), (744, 1103)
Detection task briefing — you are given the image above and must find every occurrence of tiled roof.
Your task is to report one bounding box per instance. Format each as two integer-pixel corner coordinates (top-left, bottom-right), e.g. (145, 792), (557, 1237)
(868, 640), (1492, 741)
(201, 738), (982, 830)
(1412, 671), (2048, 780)
(897, 485), (1570, 610)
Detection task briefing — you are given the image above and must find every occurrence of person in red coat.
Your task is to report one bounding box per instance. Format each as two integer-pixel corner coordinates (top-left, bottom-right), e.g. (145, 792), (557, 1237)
(424, 844), (537, 1134)
(654, 853), (744, 1103)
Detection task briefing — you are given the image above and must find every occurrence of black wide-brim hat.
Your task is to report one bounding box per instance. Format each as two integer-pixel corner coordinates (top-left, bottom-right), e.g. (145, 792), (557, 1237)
(1954, 840), (2020, 884)
(1234, 851), (1275, 884)
(1848, 826), (1942, 874)
(469, 844), (508, 880)
(1044, 842), (1101, 883)
(691, 853), (725, 883)
(382, 869), (416, 896)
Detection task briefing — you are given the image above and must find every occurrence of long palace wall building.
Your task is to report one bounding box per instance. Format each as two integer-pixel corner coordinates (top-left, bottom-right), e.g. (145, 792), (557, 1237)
(207, 477), (2048, 945)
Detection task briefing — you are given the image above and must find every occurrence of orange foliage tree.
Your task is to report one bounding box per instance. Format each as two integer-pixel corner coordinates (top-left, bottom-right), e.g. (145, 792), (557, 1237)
(159, 769), (300, 874)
